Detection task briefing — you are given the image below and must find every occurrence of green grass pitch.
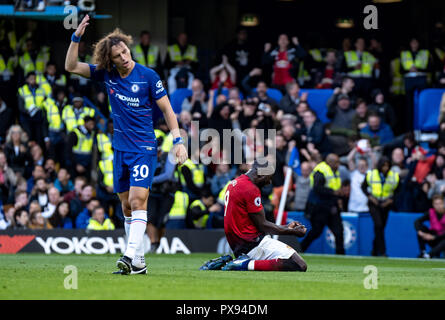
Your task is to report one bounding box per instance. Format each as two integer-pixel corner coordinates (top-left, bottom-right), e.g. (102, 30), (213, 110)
(1, 253), (445, 300)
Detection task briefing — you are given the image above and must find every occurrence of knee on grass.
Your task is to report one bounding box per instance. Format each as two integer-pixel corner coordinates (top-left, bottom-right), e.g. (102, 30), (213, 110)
(287, 255), (307, 272)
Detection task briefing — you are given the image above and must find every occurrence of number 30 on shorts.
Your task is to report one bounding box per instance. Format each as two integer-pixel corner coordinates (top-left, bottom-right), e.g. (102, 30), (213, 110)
(132, 164), (149, 179)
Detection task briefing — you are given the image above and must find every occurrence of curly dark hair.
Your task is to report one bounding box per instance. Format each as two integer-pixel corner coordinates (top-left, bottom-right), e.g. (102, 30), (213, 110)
(92, 28), (133, 71)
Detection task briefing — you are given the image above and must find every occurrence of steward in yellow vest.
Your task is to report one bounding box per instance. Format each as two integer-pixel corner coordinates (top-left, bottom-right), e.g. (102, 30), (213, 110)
(186, 189), (215, 229)
(87, 207), (115, 230)
(62, 95), (95, 133)
(18, 73), (45, 117)
(390, 57), (405, 95)
(168, 190), (190, 220)
(344, 50), (376, 78)
(42, 97), (63, 132)
(165, 33), (198, 73)
(0, 53), (17, 82)
(302, 154), (345, 254)
(174, 158), (205, 199)
(361, 157), (399, 256)
(19, 39), (50, 75)
(17, 72), (48, 146)
(400, 49), (430, 76)
(98, 158), (114, 192)
(96, 132), (113, 160)
(132, 31), (162, 72)
(67, 116), (95, 178)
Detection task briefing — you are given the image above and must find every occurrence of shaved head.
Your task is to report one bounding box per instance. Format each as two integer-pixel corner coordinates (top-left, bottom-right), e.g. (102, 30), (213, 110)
(325, 153), (340, 172)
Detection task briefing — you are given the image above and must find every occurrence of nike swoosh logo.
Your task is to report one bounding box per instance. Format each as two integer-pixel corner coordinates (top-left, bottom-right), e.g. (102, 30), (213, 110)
(135, 178), (145, 182)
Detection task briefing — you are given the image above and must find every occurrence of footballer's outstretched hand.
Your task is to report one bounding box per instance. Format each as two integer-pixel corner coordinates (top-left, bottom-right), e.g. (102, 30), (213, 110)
(174, 143), (188, 165)
(75, 14), (90, 38)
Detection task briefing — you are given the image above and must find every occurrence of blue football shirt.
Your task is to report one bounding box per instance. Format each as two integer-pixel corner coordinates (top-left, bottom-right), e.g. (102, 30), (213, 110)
(88, 63), (167, 154)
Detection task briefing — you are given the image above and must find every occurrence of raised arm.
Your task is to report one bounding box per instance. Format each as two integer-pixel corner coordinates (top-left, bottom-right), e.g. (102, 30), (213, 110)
(156, 95), (188, 165)
(65, 15), (91, 78)
(248, 209), (306, 237)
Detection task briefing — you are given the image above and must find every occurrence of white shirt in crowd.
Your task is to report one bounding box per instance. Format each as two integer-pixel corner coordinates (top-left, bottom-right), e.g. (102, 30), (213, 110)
(348, 169), (369, 213)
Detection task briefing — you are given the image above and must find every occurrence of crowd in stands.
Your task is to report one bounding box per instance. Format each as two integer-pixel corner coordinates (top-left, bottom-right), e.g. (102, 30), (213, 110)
(1, 17), (445, 256)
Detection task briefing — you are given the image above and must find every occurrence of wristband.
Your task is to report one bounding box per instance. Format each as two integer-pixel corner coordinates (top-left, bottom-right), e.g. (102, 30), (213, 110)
(71, 32), (81, 43)
(173, 137), (184, 145)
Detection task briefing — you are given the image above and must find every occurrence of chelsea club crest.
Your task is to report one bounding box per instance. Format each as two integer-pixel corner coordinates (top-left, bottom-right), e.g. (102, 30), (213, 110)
(131, 84), (140, 93)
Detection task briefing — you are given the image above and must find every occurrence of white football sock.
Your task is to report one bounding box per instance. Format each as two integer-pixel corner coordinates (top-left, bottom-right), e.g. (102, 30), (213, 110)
(124, 210), (147, 260)
(124, 216), (131, 237)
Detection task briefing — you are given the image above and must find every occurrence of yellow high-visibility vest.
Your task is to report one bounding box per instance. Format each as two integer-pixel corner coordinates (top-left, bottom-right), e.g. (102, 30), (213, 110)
(298, 61), (311, 84)
(97, 133), (113, 160)
(169, 191), (189, 219)
(154, 129), (166, 140)
(366, 169), (399, 201)
(435, 48), (445, 64)
(175, 159), (205, 188)
(18, 84), (45, 113)
(43, 97), (63, 131)
(190, 199), (208, 229)
(344, 51), (376, 78)
(99, 159), (113, 188)
(132, 44), (159, 68)
(0, 54), (16, 73)
(72, 127), (93, 155)
(310, 49), (323, 62)
(161, 133), (173, 153)
(36, 74), (52, 97)
(87, 218), (115, 230)
(19, 48), (50, 75)
(62, 105), (95, 133)
(390, 57), (405, 95)
(400, 50), (429, 71)
(167, 44), (197, 63)
(218, 180), (231, 204)
(309, 161), (341, 191)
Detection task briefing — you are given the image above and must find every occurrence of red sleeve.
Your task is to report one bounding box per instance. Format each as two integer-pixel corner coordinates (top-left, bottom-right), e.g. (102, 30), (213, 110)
(244, 186), (263, 214)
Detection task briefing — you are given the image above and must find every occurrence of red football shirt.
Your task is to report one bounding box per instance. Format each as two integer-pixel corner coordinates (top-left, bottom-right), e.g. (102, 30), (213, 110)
(273, 50), (294, 86)
(224, 174), (265, 256)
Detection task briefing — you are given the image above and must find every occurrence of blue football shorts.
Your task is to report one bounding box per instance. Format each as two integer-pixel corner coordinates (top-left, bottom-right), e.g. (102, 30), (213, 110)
(113, 149), (157, 193)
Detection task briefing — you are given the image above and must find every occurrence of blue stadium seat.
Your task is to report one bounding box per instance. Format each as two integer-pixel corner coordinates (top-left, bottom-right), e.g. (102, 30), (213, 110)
(414, 89), (445, 131)
(299, 89), (334, 124)
(265, 88), (283, 103)
(169, 88), (192, 114)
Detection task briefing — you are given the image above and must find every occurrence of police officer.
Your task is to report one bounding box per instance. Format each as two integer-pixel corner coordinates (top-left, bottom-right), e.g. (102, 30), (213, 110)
(361, 156), (399, 257)
(301, 154), (345, 254)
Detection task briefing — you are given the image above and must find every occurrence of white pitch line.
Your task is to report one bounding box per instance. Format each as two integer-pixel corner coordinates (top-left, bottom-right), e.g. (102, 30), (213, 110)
(302, 253), (445, 263)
